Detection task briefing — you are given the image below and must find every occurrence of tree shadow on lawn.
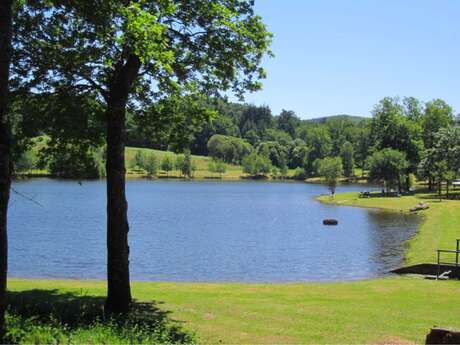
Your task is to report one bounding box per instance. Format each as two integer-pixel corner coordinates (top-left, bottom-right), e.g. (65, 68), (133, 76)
(414, 190), (460, 201)
(6, 289), (192, 343)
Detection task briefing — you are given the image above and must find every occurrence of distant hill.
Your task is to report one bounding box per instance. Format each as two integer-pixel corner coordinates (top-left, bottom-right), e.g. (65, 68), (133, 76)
(306, 114), (367, 124)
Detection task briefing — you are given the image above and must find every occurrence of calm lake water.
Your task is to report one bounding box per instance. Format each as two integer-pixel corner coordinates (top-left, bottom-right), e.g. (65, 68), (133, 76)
(9, 179), (419, 282)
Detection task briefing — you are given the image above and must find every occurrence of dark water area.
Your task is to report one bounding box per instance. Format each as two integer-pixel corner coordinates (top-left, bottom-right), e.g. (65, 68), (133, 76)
(9, 179), (420, 282)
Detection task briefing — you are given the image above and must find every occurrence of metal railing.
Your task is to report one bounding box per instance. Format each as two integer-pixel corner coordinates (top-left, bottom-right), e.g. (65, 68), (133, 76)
(436, 239), (460, 279)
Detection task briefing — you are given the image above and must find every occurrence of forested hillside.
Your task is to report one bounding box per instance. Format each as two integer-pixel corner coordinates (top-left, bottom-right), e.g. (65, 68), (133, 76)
(12, 95), (459, 187)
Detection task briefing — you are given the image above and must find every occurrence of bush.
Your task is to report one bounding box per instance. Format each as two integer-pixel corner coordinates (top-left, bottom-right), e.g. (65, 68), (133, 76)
(317, 157), (343, 195)
(292, 167), (307, 180)
(160, 156), (174, 176)
(143, 154), (158, 177)
(242, 152), (271, 177)
(45, 145), (105, 179)
(207, 134), (253, 163)
(14, 150), (38, 174)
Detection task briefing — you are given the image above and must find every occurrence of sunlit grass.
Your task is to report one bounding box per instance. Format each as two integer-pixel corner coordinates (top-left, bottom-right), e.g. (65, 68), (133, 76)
(7, 277), (460, 344)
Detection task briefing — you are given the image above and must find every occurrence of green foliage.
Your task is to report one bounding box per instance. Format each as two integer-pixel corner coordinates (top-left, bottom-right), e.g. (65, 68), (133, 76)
(340, 141), (354, 177)
(368, 149), (408, 192)
(370, 97), (423, 172)
(208, 159), (226, 177)
(317, 157), (343, 195)
(207, 134), (252, 163)
(423, 99), (454, 150)
(418, 126), (460, 196)
(133, 150), (147, 170)
(4, 289), (194, 344)
(256, 141), (288, 168)
(144, 154), (158, 177)
(175, 155), (185, 174)
(13, 150), (38, 174)
(241, 152), (271, 177)
(182, 150), (193, 178)
(42, 144), (105, 179)
(160, 156), (174, 176)
(292, 167), (307, 180)
(277, 110), (299, 138)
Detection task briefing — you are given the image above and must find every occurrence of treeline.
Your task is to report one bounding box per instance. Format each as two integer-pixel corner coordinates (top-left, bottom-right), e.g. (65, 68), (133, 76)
(14, 96), (460, 188)
(127, 96), (459, 187)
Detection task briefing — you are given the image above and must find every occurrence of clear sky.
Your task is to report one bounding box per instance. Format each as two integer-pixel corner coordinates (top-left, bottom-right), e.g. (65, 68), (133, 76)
(239, 0), (460, 119)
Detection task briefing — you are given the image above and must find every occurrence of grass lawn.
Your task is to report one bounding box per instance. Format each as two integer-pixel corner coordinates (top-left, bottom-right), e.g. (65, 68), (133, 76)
(7, 277), (460, 344)
(125, 147), (246, 180)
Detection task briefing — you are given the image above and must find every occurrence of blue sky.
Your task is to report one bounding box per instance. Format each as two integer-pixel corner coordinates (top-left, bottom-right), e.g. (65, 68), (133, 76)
(238, 0), (460, 119)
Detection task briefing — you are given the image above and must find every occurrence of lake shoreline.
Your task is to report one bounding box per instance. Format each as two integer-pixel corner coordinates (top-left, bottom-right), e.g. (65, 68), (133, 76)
(316, 190), (460, 266)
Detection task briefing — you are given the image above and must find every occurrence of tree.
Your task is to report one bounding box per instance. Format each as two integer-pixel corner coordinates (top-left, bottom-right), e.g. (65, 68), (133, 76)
(303, 126), (332, 174)
(368, 149), (408, 193)
(182, 150), (193, 178)
(433, 160), (454, 201)
(15, 1), (272, 312)
(340, 141), (354, 177)
(256, 141), (288, 168)
(160, 156), (173, 177)
(133, 150), (147, 170)
(207, 134), (253, 163)
(209, 159), (226, 178)
(277, 109), (299, 138)
(370, 97), (423, 173)
(239, 105), (273, 137)
(242, 152), (271, 177)
(418, 126), (460, 196)
(289, 141), (310, 169)
(43, 144), (105, 179)
(175, 155), (185, 176)
(143, 154), (158, 177)
(317, 157), (343, 195)
(423, 99), (454, 150)
(0, 0), (12, 337)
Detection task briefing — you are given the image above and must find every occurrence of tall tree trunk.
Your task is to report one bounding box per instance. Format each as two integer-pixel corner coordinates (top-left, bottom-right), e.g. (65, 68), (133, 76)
(105, 55), (140, 314)
(0, 0), (12, 339)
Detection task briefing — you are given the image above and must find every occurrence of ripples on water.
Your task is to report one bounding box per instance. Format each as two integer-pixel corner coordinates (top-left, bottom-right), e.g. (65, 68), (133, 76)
(9, 179), (420, 282)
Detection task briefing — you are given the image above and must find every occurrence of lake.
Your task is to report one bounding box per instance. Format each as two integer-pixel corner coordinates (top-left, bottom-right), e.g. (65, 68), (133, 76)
(9, 179), (419, 282)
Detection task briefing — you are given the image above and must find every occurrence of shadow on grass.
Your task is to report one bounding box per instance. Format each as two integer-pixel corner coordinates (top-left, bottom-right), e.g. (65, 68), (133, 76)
(6, 289), (193, 343)
(414, 190), (460, 201)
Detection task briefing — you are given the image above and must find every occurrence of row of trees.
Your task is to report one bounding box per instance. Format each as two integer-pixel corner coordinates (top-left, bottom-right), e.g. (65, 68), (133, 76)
(131, 150), (197, 178)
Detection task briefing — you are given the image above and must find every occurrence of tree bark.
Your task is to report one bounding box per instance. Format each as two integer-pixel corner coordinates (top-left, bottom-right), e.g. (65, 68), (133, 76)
(0, 0), (12, 339)
(105, 54), (140, 314)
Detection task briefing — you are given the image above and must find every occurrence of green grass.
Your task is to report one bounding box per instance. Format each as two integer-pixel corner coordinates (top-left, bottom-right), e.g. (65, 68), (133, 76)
(125, 147), (246, 180)
(4, 281), (195, 344)
(7, 277), (460, 344)
(317, 190), (460, 265)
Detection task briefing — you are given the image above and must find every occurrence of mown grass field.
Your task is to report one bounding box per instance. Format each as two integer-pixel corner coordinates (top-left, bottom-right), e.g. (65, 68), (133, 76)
(125, 147), (246, 179)
(7, 277), (460, 344)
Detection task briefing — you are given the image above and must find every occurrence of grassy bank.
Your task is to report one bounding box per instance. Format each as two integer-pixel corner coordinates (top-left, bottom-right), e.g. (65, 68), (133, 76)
(7, 277), (460, 344)
(317, 190), (460, 265)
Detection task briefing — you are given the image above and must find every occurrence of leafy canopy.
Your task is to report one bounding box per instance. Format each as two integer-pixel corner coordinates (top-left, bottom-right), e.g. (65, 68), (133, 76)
(13, 0), (273, 104)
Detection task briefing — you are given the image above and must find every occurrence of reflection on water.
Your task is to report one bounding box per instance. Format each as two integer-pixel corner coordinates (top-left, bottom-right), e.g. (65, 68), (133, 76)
(9, 179), (420, 282)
